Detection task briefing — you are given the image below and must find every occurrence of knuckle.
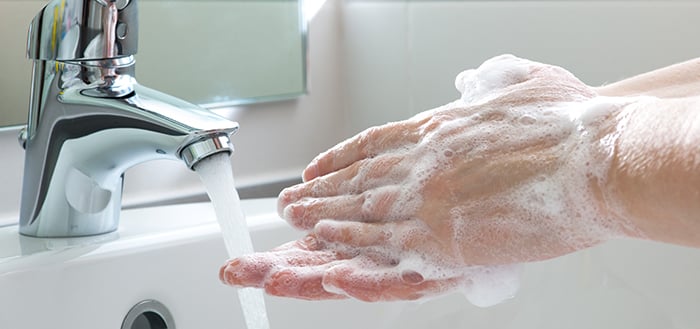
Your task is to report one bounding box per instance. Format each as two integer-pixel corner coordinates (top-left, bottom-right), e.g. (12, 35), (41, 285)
(367, 155), (402, 179)
(421, 113), (454, 135)
(341, 161), (365, 194)
(357, 126), (380, 157)
(317, 150), (339, 176)
(360, 188), (397, 220)
(359, 123), (398, 157)
(309, 177), (334, 196)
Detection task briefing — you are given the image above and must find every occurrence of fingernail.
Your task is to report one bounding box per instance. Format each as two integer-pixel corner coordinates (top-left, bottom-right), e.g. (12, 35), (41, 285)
(220, 259), (242, 283)
(401, 270), (425, 285)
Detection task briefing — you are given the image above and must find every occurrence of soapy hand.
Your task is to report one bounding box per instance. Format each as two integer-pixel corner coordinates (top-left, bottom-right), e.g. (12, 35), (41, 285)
(220, 55), (636, 302)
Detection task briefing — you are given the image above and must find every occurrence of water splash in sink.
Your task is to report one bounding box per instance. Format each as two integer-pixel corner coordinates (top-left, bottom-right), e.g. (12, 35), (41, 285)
(195, 153), (270, 329)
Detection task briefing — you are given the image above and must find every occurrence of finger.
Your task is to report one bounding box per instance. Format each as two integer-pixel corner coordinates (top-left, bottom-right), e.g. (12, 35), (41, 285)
(313, 220), (397, 248)
(282, 195), (363, 230)
(263, 265), (347, 300)
(279, 162), (360, 214)
(322, 262), (464, 302)
(220, 253), (347, 300)
(282, 187), (402, 230)
(221, 236), (352, 300)
(220, 240), (346, 288)
(303, 120), (421, 182)
(220, 249), (343, 287)
(279, 155), (408, 216)
(314, 219), (436, 250)
(220, 255), (272, 288)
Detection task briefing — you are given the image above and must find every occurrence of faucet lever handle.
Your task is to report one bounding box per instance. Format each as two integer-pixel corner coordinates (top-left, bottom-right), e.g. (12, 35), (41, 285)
(28, 0), (138, 61)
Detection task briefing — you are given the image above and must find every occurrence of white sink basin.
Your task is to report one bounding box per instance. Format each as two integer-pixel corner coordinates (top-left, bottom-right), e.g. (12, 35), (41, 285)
(1, 198), (699, 329)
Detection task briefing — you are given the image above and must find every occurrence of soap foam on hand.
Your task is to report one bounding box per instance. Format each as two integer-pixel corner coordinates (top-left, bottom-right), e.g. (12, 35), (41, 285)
(311, 54), (634, 306)
(449, 56), (635, 304)
(309, 219), (522, 306)
(455, 54), (531, 105)
(394, 249), (522, 307)
(462, 265), (521, 307)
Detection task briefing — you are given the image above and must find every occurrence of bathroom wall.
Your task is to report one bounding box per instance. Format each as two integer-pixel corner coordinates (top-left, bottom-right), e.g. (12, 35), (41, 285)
(339, 0), (700, 132)
(0, 1), (45, 126)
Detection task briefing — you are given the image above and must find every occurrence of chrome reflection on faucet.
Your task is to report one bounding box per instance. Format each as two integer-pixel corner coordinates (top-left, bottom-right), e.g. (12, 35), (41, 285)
(19, 0), (239, 237)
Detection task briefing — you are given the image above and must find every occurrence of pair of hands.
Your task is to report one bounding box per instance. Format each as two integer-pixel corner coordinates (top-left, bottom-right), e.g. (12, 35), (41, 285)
(220, 55), (633, 302)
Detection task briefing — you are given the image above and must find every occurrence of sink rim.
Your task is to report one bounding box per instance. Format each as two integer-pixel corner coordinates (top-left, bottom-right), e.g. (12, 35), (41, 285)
(0, 197), (283, 271)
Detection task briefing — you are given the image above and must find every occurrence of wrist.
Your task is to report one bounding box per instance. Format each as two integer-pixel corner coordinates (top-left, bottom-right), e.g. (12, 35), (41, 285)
(569, 96), (649, 239)
(604, 96), (700, 246)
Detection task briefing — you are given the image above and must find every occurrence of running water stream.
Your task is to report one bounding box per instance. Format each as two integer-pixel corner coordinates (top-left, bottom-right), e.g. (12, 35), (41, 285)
(195, 153), (270, 329)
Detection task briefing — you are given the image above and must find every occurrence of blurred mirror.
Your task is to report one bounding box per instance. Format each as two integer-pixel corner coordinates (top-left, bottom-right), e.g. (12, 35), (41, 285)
(0, 0), (306, 127)
(137, 0), (306, 108)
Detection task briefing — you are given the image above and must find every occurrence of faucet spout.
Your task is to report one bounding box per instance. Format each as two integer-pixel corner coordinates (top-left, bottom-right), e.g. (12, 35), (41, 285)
(19, 58), (238, 238)
(19, 0), (240, 237)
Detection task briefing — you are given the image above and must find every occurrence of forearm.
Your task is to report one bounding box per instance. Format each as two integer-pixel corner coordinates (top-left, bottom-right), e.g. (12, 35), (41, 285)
(596, 58), (700, 98)
(606, 96), (700, 246)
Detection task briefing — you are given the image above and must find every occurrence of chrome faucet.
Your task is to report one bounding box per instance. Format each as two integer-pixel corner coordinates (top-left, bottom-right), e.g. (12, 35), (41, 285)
(19, 0), (239, 237)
